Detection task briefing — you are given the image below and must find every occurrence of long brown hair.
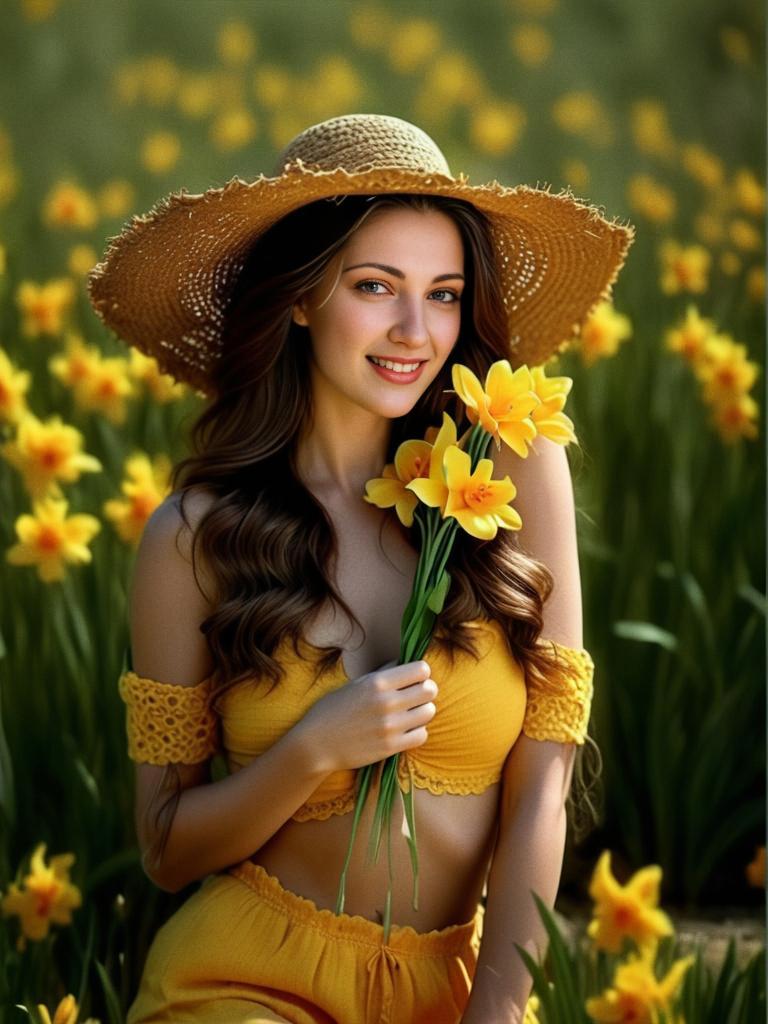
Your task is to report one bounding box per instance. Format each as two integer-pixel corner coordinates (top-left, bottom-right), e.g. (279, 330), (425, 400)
(144, 194), (601, 872)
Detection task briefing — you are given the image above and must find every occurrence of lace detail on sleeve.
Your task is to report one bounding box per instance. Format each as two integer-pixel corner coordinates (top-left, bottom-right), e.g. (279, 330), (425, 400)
(118, 670), (221, 765)
(522, 644), (594, 744)
(291, 790), (356, 822)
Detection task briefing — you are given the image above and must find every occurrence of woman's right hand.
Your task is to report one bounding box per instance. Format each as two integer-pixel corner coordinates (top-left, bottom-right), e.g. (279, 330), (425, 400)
(294, 659), (438, 774)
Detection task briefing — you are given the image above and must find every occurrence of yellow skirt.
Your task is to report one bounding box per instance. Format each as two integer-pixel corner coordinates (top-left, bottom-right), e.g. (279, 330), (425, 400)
(127, 859), (485, 1024)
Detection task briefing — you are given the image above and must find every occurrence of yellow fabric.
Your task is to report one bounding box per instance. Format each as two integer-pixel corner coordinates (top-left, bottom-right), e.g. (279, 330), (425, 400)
(127, 858), (483, 1024)
(118, 621), (594, 817)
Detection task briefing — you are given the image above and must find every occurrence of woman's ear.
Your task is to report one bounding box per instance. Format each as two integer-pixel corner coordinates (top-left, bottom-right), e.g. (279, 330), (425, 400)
(292, 300), (309, 327)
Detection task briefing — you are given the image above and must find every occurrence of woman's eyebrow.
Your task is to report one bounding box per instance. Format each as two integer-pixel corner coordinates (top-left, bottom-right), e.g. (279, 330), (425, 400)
(342, 261), (465, 283)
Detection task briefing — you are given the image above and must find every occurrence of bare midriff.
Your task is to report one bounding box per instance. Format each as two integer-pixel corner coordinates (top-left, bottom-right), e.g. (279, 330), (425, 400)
(249, 784), (500, 931)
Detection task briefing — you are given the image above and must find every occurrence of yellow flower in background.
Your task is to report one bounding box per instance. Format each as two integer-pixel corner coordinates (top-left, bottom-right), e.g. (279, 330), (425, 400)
(577, 300), (633, 366)
(70, 355), (135, 424)
(510, 23), (553, 67)
(552, 91), (613, 145)
(141, 131), (181, 174)
(0, 241), (5, 274)
(720, 25), (752, 64)
(0, 348), (31, 424)
(16, 278), (75, 338)
(97, 178), (135, 218)
(587, 850), (674, 954)
(630, 99), (677, 161)
(680, 143), (725, 189)
(304, 56), (365, 113)
(693, 211), (725, 246)
(719, 251), (741, 276)
(746, 266), (765, 303)
(626, 174), (676, 225)
(729, 218), (763, 253)
(586, 939), (694, 1024)
(42, 181), (98, 230)
(128, 349), (187, 403)
(49, 332), (100, 391)
(216, 20), (257, 65)
(114, 61), (142, 106)
(268, 111), (308, 151)
(470, 101), (527, 155)
(386, 18), (442, 73)
(746, 845), (766, 888)
(693, 334), (759, 403)
(658, 240), (710, 294)
(141, 55), (180, 106)
(21, 0), (60, 21)
(561, 159), (589, 191)
(732, 168), (765, 217)
(67, 244), (97, 278)
(529, 365), (578, 444)
(177, 71), (218, 118)
(523, 993), (541, 1024)
(411, 444), (521, 540)
(417, 51), (486, 110)
(6, 494), (101, 582)
(708, 391), (759, 444)
(1, 843), (82, 946)
(347, 4), (394, 50)
(37, 994), (79, 1024)
(104, 452), (172, 546)
(210, 107), (259, 151)
(664, 305), (717, 364)
(1, 412), (102, 498)
(451, 361), (540, 456)
(253, 66), (292, 109)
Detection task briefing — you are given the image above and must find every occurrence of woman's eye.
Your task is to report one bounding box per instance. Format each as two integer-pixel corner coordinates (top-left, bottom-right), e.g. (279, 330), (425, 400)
(355, 280), (460, 303)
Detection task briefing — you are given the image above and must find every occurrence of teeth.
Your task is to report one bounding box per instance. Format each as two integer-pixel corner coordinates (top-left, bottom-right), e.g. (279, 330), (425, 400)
(370, 356), (422, 372)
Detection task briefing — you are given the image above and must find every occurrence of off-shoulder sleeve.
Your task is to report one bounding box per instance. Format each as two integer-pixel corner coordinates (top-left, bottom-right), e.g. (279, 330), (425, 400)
(522, 643), (594, 744)
(118, 670), (221, 765)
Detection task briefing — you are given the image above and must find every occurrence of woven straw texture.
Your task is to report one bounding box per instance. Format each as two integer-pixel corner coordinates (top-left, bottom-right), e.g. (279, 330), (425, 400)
(87, 113), (635, 395)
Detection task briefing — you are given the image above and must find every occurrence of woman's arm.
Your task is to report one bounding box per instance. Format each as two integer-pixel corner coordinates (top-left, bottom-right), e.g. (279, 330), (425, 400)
(462, 435), (585, 1022)
(129, 493), (330, 894)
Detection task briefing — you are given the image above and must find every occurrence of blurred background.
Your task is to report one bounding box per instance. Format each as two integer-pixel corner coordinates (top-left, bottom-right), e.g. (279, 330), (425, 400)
(0, 0), (764, 1021)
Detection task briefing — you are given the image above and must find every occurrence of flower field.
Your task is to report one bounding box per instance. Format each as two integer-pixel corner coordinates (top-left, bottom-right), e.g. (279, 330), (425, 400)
(0, 0), (764, 1020)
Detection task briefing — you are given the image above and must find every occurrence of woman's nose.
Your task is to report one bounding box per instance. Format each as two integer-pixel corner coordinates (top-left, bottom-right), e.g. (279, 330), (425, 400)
(388, 298), (430, 347)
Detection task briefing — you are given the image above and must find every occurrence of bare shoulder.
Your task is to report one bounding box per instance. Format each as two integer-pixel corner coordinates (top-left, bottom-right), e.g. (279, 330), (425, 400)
(129, 485), (220, 685)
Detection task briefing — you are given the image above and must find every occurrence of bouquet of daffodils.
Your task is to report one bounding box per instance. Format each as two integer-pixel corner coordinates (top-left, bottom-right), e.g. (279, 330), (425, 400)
(334, 358), (578, 941)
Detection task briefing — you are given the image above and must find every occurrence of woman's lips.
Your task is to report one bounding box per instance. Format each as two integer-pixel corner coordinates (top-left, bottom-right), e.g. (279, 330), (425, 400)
(367, 357), (426, 384)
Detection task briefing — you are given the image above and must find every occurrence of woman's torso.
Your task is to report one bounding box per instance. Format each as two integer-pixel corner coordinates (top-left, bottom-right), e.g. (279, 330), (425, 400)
(248, 492), (505, 931)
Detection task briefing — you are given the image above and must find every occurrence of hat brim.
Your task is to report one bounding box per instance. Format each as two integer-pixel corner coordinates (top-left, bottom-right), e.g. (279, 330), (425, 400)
(87, 160), (635, 395)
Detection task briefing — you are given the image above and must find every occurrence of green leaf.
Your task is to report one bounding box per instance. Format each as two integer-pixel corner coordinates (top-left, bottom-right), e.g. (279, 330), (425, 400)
(94, 959), (123, 1024)
(426, 568), (451, 614)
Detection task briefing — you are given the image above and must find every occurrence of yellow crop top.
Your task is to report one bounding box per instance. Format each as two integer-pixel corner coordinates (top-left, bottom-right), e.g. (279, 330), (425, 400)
(119, 619), (594, 822)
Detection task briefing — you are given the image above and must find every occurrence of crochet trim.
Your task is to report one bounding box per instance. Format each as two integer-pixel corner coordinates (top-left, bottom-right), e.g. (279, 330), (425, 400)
(522, 644), (594, 745)
(118, 670), (220, 765)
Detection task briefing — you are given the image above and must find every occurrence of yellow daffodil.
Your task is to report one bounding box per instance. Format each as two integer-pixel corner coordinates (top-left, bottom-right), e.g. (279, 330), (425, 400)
(720, 26), (752, 64)
(451, 361), (540, 455)
(42, 181), (98, 230)
(253, 66), (292, 109)
(1, 413), (102, 499)
(386, 18), (442, 73)
(707, 391), (759, 443)
(523, 993), (541, 1023)
(141, 131), (181, 174)
(364, 413), (456, 526)
(577, 300), (633, 367)
(71, 356), (135, 424)
(529, 364), (578, 443)
(658, 240), (711, 294)
(210, 107), (259, 152)
(16, 278), (75, 338)
(733, 168), (765, 217)
(552, 91), (613, 146)
(587, 850), (674, 954)
(38, 993), (79, 1024)
(1, 843), (81, 948)
(216, 20), (257, 65)
(141, 55), (180, 106)
(693, 334), (759, 400)
(719, 251), (741, 276)
(746, 265), (765, 303)
(664, 305), (717, 364)
(510, 23), (553, 67)
(562, 159), (590, 191)
(746, 845), (766, 888)
(97, 178), (135, 218)
(6, 495), (101, 582)
(470, 101), (527, 155)
(585, 940), (694, 1023)
(21, 0), (60, 22)
(680, 143), (725, 189)
(408, 444), (522, 540)
(67, 244), (97, 278)
(104, 452), (172, 545)
(629, 100), (677, 161)
(49, 332), (100, 391)
(348, 4), (394, 50)
(694, 211), (725, 246)
(729, 217), (763, 253)
(0, 347), (31, 424)
(128, 349), (187, 402)
(626, 174), (677, 225)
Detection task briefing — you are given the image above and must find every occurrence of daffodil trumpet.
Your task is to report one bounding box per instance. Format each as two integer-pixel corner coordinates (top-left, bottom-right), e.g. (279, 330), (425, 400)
(335, 358), (576, 942)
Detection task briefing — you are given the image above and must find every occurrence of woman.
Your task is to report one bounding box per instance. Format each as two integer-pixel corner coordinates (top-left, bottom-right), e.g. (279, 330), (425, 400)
(88, 113), (633, 1024)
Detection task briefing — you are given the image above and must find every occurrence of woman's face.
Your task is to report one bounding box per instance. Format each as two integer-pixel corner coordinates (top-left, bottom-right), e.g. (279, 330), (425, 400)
(292, 205), (465, 419)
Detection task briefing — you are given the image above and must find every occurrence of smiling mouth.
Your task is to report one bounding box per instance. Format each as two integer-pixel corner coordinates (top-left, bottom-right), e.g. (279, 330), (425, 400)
(367, 356), (427, 372)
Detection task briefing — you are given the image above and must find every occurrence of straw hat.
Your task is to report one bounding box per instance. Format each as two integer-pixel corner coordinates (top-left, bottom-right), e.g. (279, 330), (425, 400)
(87, 113), (635, 396)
